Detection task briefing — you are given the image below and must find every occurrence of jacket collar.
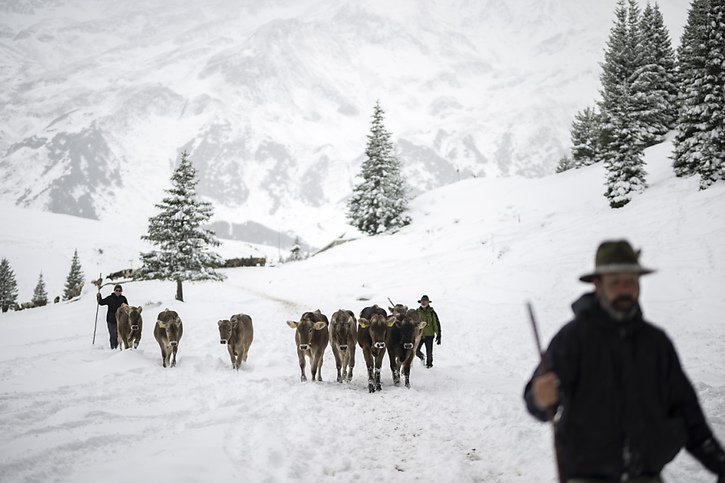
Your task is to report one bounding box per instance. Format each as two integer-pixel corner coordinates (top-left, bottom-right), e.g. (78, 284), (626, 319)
(572, 292), (644, 334)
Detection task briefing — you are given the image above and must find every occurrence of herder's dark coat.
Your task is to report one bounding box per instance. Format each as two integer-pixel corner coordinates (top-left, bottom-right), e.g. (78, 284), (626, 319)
(524, 292), (721, 480)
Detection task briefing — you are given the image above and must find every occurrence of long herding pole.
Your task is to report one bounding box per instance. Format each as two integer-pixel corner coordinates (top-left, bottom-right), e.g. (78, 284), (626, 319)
(92, 272), (101, 345)
(526, 301), (565, 483)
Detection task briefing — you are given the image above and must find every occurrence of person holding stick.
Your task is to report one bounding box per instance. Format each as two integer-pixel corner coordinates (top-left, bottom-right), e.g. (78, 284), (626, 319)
(523, 240), (725, 483)
(97, 284), (128, 350)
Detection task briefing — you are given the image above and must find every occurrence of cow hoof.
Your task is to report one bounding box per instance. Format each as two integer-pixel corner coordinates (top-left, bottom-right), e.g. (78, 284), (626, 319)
(301, 376), (307, 382)
(368, 385), (375, 393)
(376, 385), (382, 391)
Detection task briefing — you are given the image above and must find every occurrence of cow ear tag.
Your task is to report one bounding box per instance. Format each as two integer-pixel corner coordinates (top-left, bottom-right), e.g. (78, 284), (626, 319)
(158, 321), (167, 329)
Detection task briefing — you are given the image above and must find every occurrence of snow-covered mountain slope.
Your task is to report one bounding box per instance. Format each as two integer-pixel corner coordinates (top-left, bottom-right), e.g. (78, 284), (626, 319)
(0, 138), (722, 482)
(0, 0), (691, 247)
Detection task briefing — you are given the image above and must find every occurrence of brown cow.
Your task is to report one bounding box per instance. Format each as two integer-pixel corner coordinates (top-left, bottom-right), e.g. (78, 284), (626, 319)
(286, 310), (329, 382)
(358, 305), (393, 393)
(153, 309), (183, 368)
(218, 313), (254, 370)
(329, 309), (357, 383)
(386, 306), (426, 388)
(116, 303), (143, 350)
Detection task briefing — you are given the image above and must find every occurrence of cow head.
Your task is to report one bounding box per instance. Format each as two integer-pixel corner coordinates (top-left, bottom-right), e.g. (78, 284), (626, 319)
(393, 310), (426, 350)
(360, 313), (394, 349)
(128, 306), (143, 331)
(287, 314), (326, 351)
(157, 310), (182, 346)
(218, 319), (235, 344)
(330, 310), (355, 351)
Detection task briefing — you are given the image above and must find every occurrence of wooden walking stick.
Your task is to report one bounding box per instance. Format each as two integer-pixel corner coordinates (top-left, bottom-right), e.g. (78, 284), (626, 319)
(92, 272), (102, 345)
(526, 301), (565, 483)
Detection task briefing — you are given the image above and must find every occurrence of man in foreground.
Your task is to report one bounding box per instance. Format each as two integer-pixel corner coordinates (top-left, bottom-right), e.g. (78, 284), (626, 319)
(523, 240), (724, 482)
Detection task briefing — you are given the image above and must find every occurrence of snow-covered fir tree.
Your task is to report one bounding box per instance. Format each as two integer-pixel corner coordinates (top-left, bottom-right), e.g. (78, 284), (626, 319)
(570, 106), (600, 167)
(598, 0), (648, 207)
(63, 249), (85, 300)
(672, 0), (711, 178)
(32, 272), (48, 307)
(694, 0), (725, 188)
(0, 257), (19, 312)
(137, 150), (225, 302)
(555, 155), (575, 173)
(631, 2), (678, 146)
(347, 101), (411, 235)
(288, 236), (303, 262)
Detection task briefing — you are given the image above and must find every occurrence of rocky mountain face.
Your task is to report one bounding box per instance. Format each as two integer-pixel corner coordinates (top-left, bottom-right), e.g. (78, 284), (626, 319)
(0, 0), (689, 247)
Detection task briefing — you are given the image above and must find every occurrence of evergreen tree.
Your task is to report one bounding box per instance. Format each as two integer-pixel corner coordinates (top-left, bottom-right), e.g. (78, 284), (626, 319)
(0, 258), (19, 312)
(673, 0), (711, 177)
(32, 272), (48, 307)
(288, 236), (303, 262)
(570, 106), (601, 167)
(137, 150), (225, 302)
(555, 155), (575, 173)
(347, 101), (411, 235)
(63, 249), (85, 300)
(630, 2), (678, 146)
(599, 0), (648, 207)
(603, 103), (648, 208)
(695, 0), (725, 188)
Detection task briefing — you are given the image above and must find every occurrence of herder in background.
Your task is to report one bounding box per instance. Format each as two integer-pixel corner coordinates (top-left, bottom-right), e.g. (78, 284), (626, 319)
(97, 284), (128, 350)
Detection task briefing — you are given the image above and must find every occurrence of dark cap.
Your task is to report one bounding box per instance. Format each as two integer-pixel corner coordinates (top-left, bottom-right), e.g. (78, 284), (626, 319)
(114, 285), (123, 292)
(418, 295), (431, 303)
(579, 240), (655, 283)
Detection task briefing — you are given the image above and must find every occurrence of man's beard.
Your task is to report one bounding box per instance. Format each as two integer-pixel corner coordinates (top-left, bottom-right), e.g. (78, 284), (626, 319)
(600, 294), (640, 322)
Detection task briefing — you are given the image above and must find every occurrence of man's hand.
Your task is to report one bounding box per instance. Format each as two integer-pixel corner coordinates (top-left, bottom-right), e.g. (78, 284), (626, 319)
(531, 371), (559, 409)
(436, 335), (441, 345)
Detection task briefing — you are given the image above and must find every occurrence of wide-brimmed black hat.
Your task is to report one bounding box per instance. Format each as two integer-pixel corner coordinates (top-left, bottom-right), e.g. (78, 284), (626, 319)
(579, 240), (655, 283)
(418, 295), (431, 303)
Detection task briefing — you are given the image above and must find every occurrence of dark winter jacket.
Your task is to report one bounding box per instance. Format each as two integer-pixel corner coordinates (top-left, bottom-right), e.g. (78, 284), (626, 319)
(98, 293), (128, 323)
(417, 306), (441, 338)
(523, 292), (725, 481)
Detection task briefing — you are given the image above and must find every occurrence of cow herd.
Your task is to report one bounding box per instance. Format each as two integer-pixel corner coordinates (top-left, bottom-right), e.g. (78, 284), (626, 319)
(112, 303), (427, 392)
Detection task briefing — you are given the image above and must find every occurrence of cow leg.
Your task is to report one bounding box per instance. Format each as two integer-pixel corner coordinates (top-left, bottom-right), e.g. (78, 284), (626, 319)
(389, 353), (401, 385)
(375, 352), (386, 390)
(232, 348), (240, 370)
(312, 351), (324, 382)
(161, 346), (168, 368)
(298, 350), (307, 382)
(341, 350), (349, 382)
(227, 345), (235, 369)
(332, 346), (343, 383)
(171, 346), (178, 367)
(241, 344), (249, 363)
(403, 355), (413, 388)
(347, 347), (355, 382)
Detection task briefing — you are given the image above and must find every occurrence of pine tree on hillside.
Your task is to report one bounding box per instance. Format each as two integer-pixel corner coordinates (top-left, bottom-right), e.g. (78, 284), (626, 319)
(32, 272), (48, 307)
(631, 2), (678, 146)
(570, 106), (601, 167)
(0, 258), (19, 312)
(555, 155), (575, 173)
(695, 0), (725, 188)
(672, 0), (711, 177)
(347, 101), (411, 235)
(137, 150), (225, 302)
(63, 249), (85, 300)
(604, 104), (648, 208)
(599, 0), (648, 207)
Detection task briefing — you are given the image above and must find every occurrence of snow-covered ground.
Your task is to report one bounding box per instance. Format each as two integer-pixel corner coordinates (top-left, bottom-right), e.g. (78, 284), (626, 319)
(0, 139), (723, 482)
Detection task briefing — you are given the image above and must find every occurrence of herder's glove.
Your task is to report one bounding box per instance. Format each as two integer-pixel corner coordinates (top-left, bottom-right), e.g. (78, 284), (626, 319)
(436, 335), (441, 345)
